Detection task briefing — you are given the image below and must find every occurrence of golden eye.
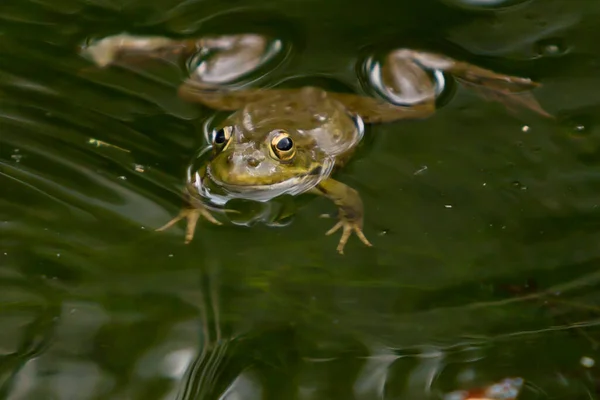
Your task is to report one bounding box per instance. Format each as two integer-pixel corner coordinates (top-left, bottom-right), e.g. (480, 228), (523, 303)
(213, 126), (233, 150)
(270, 131), (295, 161)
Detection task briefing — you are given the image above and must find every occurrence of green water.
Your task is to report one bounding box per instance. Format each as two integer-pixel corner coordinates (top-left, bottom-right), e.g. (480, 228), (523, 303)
(2, 0), (600, 398)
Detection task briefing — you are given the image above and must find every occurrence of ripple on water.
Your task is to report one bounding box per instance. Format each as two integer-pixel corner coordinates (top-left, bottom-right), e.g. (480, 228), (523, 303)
(439, 0), (533, 11)
(0, 91), (183, 254)
(445, 0), (581, 59)
(187, 33), (292, 90)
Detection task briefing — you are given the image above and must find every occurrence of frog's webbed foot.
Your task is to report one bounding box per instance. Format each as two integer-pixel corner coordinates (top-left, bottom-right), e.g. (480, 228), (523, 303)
(325, 216), (372, 255)
(450, 63), (553, 118)
(156, 206), (222, 244)
(455, 78), (552, 118)
(312, 178), (372, 255)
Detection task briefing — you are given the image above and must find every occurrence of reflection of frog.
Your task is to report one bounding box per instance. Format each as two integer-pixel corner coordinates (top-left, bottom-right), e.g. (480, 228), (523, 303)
(82, 33), (551, 254)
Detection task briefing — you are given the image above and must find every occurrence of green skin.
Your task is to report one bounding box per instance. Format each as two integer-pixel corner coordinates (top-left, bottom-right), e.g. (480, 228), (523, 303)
(83, 34), (551, 253)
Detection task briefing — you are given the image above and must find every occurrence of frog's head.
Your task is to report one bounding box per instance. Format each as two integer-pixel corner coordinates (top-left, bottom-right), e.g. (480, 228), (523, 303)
(201, 87), (362, 199)
(205, 122), (333, 198)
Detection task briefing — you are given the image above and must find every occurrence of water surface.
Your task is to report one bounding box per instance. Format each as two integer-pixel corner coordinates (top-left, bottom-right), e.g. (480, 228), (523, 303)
(2, 0), (600, 398)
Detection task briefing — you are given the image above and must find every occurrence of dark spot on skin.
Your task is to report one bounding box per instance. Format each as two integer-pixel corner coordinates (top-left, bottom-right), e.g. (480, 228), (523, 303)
(340, 206), (357, 220)
(309, 166), (322, 176)
(316, 184), (328, 195)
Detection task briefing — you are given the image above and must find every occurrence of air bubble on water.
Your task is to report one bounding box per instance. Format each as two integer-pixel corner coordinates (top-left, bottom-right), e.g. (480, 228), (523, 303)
(512, 181), (528, 190)
(56, 253), (61, 257)
(134, 164), (145, 173)
(522, 125), (530, 132)
(118, 176), (127, 180)
(445, 204), (453, 208)
(581, 356), (595, 368)
(168, 254), (174, 258)
(542, 44), (560, 55)
(563, 115), (592, 136)
(11, 149), (22, 163)
(534, 38), (569, 58)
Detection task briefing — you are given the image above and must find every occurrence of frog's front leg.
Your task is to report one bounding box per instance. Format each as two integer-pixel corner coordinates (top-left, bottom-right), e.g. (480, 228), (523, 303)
(310, 179), (372, 255)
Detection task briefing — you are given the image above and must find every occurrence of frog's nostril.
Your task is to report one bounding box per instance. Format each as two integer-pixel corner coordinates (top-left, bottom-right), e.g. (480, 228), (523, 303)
(244, 149), (264, 167)
(247, 157), (260, 167)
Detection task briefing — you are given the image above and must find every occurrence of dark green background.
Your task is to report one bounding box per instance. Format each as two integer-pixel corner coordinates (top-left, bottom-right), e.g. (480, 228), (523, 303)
(2, 0), (600, 398)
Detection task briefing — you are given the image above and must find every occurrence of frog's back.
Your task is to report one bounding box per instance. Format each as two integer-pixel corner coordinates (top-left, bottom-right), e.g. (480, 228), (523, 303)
(237, 86), (364, 162)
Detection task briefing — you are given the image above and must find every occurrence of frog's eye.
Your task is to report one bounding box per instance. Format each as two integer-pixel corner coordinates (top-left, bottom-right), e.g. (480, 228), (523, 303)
(213, 126), (233, 150)
(270, 131), (296, 161)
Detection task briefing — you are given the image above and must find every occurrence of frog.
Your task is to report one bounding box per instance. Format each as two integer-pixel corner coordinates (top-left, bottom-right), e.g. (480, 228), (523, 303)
(80, 33), (551, 254)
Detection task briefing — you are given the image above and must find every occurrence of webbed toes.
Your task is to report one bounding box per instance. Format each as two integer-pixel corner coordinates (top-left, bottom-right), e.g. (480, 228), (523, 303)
(156, 207), (222, 244)
(325, 219), (372, 255)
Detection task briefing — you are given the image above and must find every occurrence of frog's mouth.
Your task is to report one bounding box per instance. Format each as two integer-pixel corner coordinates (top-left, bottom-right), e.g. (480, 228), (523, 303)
(197, 158), (335, 204)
